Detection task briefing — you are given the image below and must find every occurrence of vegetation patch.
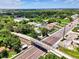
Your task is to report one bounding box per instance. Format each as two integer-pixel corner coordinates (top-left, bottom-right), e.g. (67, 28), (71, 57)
(0, 29), (21, 58)
(59, 47), (79, 59)
(39, 52), (66, 59)
(72, 24), (79, 32)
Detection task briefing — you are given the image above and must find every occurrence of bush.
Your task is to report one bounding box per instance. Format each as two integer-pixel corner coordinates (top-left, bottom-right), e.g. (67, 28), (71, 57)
(2, 50), (8, 58)
(0, 54), (2, 58)
(61, 56), (66, 59)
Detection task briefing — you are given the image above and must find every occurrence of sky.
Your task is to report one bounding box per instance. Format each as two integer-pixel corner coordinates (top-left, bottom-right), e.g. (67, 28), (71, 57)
(0, 0), (79, 9)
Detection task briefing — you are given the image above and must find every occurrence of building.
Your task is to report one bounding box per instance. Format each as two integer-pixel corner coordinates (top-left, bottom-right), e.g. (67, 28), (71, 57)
(45, 22), (57, 30)
(71, 14), (79, 19)
(14, 17), (30, 22)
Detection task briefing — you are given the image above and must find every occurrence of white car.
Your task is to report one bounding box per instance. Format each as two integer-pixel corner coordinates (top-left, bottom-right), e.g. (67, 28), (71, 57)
(21, 44), (28, 50)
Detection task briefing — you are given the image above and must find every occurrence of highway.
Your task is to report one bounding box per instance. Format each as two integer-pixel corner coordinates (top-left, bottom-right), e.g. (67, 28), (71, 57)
(14, 19), (79, 59)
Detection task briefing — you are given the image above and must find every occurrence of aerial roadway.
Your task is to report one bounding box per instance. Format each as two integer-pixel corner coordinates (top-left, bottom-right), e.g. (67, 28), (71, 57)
(43, 19), (79, 46)
(14, 19), (79, 59)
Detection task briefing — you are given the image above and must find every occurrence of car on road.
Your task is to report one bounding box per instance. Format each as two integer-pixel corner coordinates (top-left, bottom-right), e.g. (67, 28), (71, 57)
(21, 44), (28, 50)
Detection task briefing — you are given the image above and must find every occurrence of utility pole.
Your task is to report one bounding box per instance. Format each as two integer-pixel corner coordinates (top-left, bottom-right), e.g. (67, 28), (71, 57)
(63, 27), (66, 39)
(63, 26), (66, 48)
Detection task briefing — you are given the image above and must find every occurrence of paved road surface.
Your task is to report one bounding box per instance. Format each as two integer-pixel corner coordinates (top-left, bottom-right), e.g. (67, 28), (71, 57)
(15, 46), (45, 59)
(43, 19), (79, 46)
(15, 19), (79, 59)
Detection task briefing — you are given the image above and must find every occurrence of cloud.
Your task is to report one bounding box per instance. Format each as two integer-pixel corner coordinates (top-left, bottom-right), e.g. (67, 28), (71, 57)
(0, 0), (79, 9)
(0, 0), (23, 9)
(52, 0), (79, 4)
(63, 0), (79, 4)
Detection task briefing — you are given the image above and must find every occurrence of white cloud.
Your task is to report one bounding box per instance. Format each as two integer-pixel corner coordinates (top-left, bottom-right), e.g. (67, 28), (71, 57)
(0, 0), (79, 9)
(52, 0), (79, 4)
(64, 0), (79, 4)
(0, 0), (23, 9)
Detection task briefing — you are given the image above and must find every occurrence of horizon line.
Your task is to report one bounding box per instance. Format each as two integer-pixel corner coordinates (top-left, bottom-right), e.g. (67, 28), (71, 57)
(0, 8), (79, 10)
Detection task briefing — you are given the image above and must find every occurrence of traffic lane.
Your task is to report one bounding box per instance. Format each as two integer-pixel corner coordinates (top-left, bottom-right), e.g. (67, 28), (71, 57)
(27, 48), (45, 59)
(43, 36), (62, 46)
(15, 46), (45, 59)
(43, 19), (79, 46)
(43, 29), (64, 46)
(15, 19), (79, 59)
(15, 46), (38, 59)
(43, 26), (73, 46)
(27, 19), (79, 59)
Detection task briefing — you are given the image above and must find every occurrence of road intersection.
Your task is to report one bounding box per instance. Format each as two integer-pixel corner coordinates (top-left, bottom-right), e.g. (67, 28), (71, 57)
(12, 19), (79, 59)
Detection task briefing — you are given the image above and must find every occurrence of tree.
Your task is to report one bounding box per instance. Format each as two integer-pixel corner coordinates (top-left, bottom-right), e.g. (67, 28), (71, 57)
(10, 35), (21, 53)
(0, 29), (21, 53)
(19, 20), (28, 24)
(0, 23), (4, 30)
(61, 56), (66, 59)
(2, 50), (8, 58)
(48, 18), (56, 23)
(67, 16), (73, 22)
(27, 29), (38, 38)
(40, 28), (48, 37)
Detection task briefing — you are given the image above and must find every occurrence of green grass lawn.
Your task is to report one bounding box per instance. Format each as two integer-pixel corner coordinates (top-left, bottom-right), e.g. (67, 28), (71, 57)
(58, 19), (70, 27)
(39, 52), (66, 59)
(72, 24), (79, 32)
(39, 52), (60, 59)
(8, 51), (17, 58)
(48, 27), (60, 34)
(59, 47), (79, 59)
(72, 27), (79, 32)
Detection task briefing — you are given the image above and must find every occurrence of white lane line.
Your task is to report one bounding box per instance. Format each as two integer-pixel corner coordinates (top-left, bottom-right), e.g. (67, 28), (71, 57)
(26, 49), (39, 59)
(16, 46), (35, 59)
